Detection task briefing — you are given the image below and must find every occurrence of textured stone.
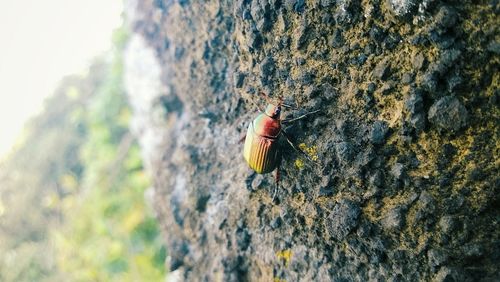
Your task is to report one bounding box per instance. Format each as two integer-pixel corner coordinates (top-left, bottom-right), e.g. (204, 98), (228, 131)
(336, 142), (355, 164)
(374, 60), (390, 80)
(381, 207), (405, 231)
(327, 200), (361, 240)
(387, 0), (419, 17)
(428, 96), (468, 132)
(438, 216), (457, 234)
(126, 1), (500, 280)
(413, 53), (426, 70)
(370, 120), (389, 144)
(427, 249), (448, 267)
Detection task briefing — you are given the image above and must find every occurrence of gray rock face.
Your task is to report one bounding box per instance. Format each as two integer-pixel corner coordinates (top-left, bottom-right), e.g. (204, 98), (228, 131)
(428, 96), (468, 132)
(387, 0), (419, 17)
(381, 207), (405, 231)
(125, 0), (500, 281)
(327, 199), (361, 240)
(370, 120), (389, 144)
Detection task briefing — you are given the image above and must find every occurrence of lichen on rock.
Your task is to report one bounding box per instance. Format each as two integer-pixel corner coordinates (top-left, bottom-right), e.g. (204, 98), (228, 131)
(124, 0), (500, 280)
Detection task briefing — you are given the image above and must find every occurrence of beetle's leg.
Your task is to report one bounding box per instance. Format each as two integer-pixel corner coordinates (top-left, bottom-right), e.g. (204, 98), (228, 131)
(281, 109), (321, 124)
(239, 133), (246, 144)
(275, 166), (280, 186)
(281, 129), (317, 165)
(272, 166), (280, 202)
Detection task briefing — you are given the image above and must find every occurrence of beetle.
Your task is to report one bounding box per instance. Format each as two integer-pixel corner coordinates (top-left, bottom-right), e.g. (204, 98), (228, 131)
(241, 93), (319, 197)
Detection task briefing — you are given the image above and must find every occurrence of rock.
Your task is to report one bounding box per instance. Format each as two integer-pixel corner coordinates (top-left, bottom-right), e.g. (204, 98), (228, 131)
(427, 249), (448, 267)
(260, 56), (275, 77)
(126, 0), (500, 280)
(462, 243), (484, 259)
(270, 217), (282, 229)
(487, 41), (500, 54)
(277, 67), (291, 81)
(319, 186), (335, 197)
(419, 191), (436, 212)
(322, 13), (334, 24)
(355, 54), (368, 65)
(443, 195), (465, 215)
(284, 0), (306, 13)
(369, 170), (384, 188)
(428, 96), (468, 132)
(290, 245), (309, 271)
(247, 30), (263, 50)
(335, 0), (357, 25)
(421, 72), (438, 93)
(251, 174), (265, 190)
(405, 89), (426, 132)
(382, 33), (402, 50)
(322, 83), (337, 100)
(356, 222), (372, 237)
(381, 207), (405, 231)
(367, 82), (377, 94)
(370, 120), (389, 144)
(412, 53), (426, 70)
(327, 199), (361, 240)
(298, 71), (314, 85)
(447, 72), (463, 92)
(251, 2), (272, 32)
(390, 163), (406, 180)
(438, 216), (457, 234)
(336, 142), (355, 164)
(320, 0), (335, 7)
(330, 29), (344, 48)
(295, 24), (309, 49)
(421, 49), (462, 93)
(236, 227), (251, 251)
(242, 9), (252, 20)
(433, 267), (461, 282)
(387, 0), (418, 17)
(434, 6), (457, 29)
(295, 57), (306, 66)
(431, 49), (462, 77)
(304, 85), (319, 98)
(370, 25), (386, 42)
(380, 82), (394, 94)
(169, 240), (189, 271)
(374, 60), (390, 80)
(233, 71), (245, 88)
(401, 73), (414, 85)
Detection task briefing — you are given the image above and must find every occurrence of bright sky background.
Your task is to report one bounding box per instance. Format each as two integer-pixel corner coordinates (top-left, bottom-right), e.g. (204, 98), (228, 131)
(0, 0), (123, 159)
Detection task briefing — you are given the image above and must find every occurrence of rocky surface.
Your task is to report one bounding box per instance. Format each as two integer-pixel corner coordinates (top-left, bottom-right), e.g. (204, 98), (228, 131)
(124, 0), (499, 281)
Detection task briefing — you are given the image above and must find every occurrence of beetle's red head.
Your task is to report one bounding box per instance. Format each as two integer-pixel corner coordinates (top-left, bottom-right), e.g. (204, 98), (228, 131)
(265, 104), (281, 119)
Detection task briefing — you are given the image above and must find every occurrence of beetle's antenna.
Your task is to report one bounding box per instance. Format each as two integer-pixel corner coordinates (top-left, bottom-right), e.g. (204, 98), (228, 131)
(282, 109), (321, 124)
(281, 103), (298, 110)
(259, 91), (272, 104)
(281, 129), (320, 169)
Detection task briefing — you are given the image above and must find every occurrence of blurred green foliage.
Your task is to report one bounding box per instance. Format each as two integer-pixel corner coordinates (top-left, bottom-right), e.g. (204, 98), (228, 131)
(0, 25), (166, 281)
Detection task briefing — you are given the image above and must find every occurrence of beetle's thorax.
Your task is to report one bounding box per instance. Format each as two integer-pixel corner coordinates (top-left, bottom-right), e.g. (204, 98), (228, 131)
(253, 113), (281, 138)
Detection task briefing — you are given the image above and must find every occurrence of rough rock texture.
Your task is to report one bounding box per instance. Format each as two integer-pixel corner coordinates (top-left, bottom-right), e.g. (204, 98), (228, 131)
(125, 0), (499, 281)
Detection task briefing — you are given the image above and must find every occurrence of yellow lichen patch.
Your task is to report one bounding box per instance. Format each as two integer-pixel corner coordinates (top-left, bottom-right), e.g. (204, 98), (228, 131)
(298, 143), (319, 161)
(380, 192), (412, 209)
(276, 249), (292, 267)
(294, 143), (319, 169)
(294, 158), (305, 169)
(362, 199), (380, 222)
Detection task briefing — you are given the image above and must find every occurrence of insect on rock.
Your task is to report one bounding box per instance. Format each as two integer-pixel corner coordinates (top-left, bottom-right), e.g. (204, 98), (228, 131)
(241, 93), (319, 199)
